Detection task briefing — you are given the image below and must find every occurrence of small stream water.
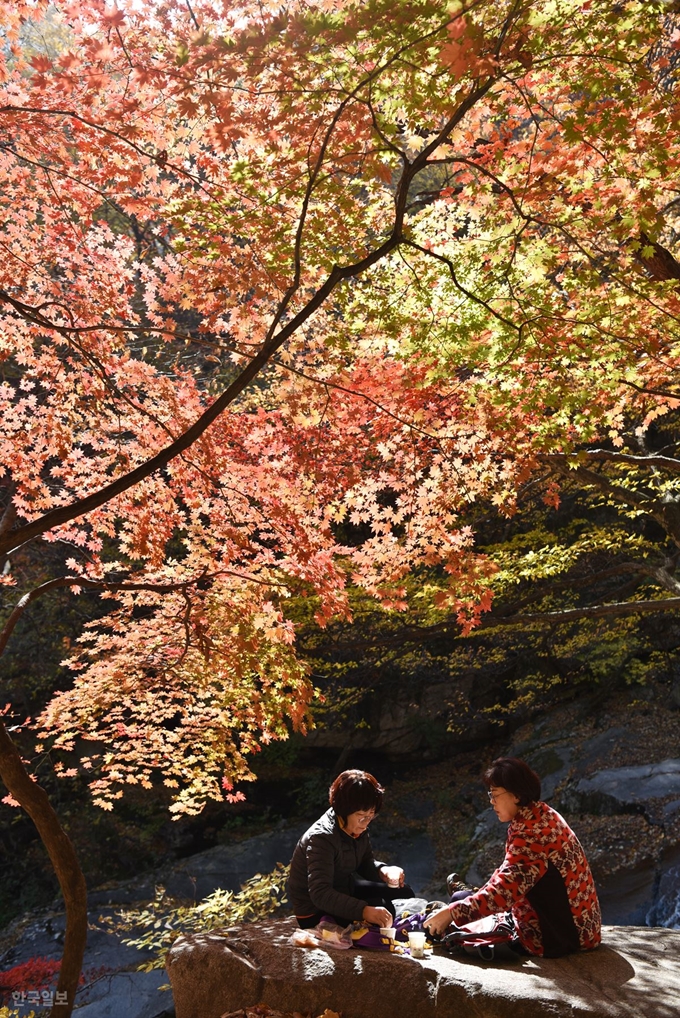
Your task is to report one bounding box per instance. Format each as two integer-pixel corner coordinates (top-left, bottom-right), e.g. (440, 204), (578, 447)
(597, 845), (680, 929)
(651, 868), (680, 927)
(647, 853), (680, 928)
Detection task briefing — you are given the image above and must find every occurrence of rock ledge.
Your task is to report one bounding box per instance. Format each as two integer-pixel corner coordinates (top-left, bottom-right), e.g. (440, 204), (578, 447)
(166, 918), (680, 1018)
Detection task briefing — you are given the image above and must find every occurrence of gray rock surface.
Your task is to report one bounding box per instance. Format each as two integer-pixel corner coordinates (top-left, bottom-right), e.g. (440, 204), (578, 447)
(575, 759), (680, 806)
(74, 971), (172, 1018)
(166, 918), (680, 1018)
(371, 824), (436, 897)
(0, 910), (170, 1018)
(87, 823), (309, 908)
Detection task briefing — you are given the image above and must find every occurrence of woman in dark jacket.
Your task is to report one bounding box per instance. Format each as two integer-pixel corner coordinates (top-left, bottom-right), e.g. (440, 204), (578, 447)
(424, 757), (601, 956)
(287, 769), (413, 929)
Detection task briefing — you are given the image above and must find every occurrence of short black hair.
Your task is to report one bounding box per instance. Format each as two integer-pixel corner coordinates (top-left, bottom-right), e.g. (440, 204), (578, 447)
(329, 769), (384, 822)
(484, 757), (541, 807)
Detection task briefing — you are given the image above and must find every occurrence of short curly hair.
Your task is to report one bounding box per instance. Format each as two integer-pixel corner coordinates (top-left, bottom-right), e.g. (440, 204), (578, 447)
(329, 769), (384, 822)
(484, 757), (541, 806)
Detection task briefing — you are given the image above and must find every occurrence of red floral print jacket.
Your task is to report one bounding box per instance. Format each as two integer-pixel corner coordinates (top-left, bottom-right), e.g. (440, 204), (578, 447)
(449, 801), (601, 957)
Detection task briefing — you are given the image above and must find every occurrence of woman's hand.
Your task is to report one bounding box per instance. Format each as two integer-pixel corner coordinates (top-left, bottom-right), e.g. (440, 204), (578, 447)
(362, 905), (393, 927)
(423, 904), (454, 938)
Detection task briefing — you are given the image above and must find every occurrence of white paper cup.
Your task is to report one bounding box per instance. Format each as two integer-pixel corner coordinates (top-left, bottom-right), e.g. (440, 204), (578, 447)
(383, 865), (402, 888)
(380, 927), (396, 939)
(408, 931), (426, 958)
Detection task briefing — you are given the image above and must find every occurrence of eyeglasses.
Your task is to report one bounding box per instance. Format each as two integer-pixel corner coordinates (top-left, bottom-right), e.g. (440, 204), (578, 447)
(487, 790), (512, 804)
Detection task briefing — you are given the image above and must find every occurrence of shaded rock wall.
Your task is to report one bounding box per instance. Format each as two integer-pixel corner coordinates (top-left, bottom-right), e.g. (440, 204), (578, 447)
(456, 702), (680, 929)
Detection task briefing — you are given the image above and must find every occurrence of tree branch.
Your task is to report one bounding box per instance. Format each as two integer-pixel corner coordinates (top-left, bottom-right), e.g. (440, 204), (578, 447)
(622, 378), (680, 402)
(0, 576), (200, 658)
(540, 449), (680, 475)
(542, 455), (652, 510)
(482, 596), (680, 626)
(543, 452), (680, 547)
(0, 568), (288, 661)
(0, 72), (500, 560)
(632, 231), (680, 283)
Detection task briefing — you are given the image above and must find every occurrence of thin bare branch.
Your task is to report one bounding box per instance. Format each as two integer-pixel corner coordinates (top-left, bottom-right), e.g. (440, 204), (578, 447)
(540, 449), (680, 475)
(482, 597), (680, 626)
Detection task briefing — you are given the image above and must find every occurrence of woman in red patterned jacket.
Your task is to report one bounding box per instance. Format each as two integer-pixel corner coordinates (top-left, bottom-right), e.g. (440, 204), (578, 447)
(424, 757), (601, 957)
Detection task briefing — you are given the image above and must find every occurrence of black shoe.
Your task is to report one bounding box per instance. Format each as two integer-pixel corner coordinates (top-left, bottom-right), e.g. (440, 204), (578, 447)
(446, 871), (469, 896)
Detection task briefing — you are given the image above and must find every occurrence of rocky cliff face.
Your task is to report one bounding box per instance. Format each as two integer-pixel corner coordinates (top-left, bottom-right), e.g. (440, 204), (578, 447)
(459, 695), (680, 929)
(347, 684), (680, 931)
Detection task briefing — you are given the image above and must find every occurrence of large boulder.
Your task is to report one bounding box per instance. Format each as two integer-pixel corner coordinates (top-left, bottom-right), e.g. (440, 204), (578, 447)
(166, 918), (680, 1018)
(572, 759), (680, 812)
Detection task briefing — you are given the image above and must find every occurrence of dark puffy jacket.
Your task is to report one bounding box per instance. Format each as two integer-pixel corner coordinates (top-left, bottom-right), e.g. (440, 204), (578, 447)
(287, 808), (383, 921)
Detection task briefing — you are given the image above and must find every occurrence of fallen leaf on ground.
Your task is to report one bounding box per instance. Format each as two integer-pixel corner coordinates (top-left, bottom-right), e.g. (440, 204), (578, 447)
(220, 1007), (334, 1018)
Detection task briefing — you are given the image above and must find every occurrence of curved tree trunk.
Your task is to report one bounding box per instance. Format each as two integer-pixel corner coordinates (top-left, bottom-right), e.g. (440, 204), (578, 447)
(0, 721), (86, 1018)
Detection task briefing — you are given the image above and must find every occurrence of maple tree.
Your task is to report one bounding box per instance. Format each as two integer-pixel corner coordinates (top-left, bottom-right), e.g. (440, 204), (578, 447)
(0, 0), (679, 1012)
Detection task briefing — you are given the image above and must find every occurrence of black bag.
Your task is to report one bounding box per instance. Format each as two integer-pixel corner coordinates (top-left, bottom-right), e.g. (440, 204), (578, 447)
(440, 913), (518, 961)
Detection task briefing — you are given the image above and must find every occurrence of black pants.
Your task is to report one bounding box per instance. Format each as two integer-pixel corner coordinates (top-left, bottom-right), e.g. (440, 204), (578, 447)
(449, 888), (473, 904)
(296, 878), (415, 929)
